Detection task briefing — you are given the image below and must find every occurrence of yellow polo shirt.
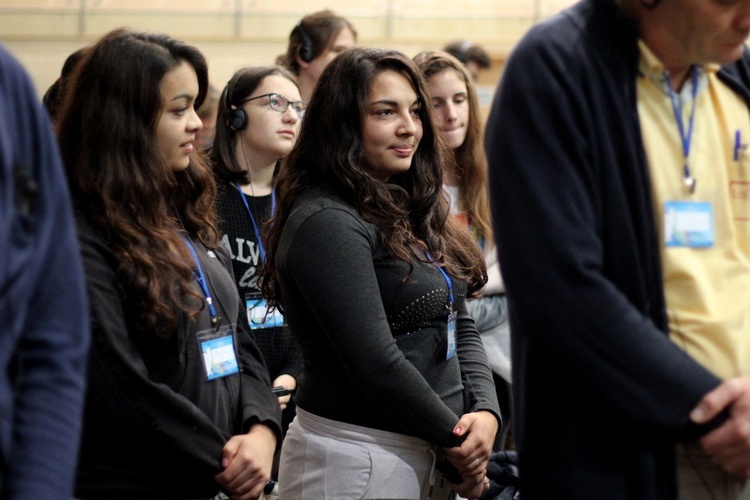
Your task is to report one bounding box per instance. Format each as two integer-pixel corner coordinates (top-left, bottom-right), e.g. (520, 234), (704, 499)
(637, 41), (750, 380)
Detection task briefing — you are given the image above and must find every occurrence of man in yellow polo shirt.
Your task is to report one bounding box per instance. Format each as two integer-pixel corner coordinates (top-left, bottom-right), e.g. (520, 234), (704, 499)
(485, 0), (750, 498)
(638, 33), (750, 496)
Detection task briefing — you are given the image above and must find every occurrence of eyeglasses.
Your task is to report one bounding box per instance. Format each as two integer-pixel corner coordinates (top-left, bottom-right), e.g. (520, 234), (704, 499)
(240, 93), (306, 117)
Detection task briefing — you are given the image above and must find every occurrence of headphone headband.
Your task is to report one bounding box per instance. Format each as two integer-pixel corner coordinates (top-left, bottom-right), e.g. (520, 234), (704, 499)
(224, 78), (233, 111)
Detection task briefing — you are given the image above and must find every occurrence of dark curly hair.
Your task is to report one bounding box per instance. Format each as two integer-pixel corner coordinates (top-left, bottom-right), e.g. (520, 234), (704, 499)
(57, 27), (218, 338)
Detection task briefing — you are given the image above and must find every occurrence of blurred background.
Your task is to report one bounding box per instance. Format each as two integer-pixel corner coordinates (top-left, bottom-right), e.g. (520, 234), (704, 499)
(0, 0), (577, 105)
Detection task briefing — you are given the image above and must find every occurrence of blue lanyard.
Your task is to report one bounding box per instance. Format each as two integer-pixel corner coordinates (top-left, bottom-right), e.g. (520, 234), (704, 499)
(235, 181), (275, 262)
(664, 66), (699, 193)
(183, 237), (219, 326)
(426, 253), (454, 313)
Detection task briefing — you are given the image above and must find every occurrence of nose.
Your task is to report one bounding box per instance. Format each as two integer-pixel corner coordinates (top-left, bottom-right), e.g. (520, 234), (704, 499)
(282, 106), (299, 123)
(398, 113), (418, 137)
(188, 107), (202, 132)
(444, 101), (458, 123)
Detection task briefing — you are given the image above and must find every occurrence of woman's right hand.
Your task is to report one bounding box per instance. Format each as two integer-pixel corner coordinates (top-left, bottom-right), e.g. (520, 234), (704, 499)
(443, 411), (498, 475)
(441, 411), (498, 498)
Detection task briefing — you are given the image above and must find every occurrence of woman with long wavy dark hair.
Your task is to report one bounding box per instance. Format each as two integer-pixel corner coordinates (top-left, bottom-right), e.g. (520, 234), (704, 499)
(260, 47), (500, 499)
(56, 28), (281, 499)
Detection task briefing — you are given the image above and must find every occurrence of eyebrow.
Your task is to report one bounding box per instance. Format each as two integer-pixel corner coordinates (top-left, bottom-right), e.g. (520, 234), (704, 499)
(370, 98), (421, 107)
(432, 92), (466, 101)
(370, 99), (397, 107)
(168, 93), (193, 102)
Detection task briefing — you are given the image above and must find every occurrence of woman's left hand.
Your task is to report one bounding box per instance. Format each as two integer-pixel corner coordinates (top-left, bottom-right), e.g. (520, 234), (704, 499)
(443, 411), (499, 476)
(215, 423), (277, 499)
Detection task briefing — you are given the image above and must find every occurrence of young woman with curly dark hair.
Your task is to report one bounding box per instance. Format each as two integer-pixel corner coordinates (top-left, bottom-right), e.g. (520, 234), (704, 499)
(260, 47), (500, 499)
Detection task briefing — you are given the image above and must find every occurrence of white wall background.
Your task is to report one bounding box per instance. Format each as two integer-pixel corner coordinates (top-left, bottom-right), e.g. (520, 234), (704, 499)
(0, 0), (578, 99)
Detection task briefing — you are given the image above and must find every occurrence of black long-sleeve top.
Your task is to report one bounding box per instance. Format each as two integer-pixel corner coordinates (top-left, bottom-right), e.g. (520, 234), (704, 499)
(276, 185), (500, 447)
(215, 180), (303, 382)
(74, 213), (281, 499)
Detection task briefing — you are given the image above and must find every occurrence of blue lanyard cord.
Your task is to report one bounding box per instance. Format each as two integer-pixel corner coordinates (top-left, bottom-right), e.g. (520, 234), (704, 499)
(664, 66), (699, 193)
(426, 252), (454, 312)
(235, 181), (275, 262)
(183, 236), (219, 325)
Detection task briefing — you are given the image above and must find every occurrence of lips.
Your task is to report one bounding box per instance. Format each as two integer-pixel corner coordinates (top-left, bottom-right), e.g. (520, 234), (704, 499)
(391, 144), (415, 156)
(278, 130), (296, 139)
(180, 141), (194, 153)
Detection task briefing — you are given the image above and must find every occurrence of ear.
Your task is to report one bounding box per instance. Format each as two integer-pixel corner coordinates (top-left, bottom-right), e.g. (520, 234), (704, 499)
(296, 52), (311, 70)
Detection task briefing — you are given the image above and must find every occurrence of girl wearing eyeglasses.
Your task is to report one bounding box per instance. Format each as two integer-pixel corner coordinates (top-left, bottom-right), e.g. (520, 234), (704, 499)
(210, 66), (305, 440)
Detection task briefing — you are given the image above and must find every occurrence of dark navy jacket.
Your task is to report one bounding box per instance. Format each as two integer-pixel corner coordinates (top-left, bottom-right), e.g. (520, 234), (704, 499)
(486, 0), (750, 498)
(0, 44), (90, 499)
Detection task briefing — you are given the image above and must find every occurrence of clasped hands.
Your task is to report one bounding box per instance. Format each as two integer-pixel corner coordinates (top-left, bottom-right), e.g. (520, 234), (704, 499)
(214, 423), (277, 500)
(442, 410), (499, 499)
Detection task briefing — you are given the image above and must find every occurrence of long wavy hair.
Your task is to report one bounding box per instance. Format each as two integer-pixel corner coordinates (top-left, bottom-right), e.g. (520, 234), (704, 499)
(276, 9), (357, 76)
(261, 47), (487, 310)
(413, 50), (493, 244)
(210, 66), (299, 184)
(57, 28), (218, 338)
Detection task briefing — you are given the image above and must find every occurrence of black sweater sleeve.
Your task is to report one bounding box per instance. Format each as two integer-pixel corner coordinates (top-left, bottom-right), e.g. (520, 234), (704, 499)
(455, 302), (502, 424)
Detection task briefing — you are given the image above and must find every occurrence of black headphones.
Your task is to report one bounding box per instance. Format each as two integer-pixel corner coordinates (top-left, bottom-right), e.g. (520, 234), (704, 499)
(295, 21), (314, 63)
(224, 77), (248, 131)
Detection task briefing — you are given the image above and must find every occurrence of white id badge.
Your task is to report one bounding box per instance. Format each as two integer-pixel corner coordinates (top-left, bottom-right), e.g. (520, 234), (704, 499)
(245, 292), (284, 330)
(446, 311), (457, 360)
(197, 324), (240, 380)
(664, 201), (714, 248)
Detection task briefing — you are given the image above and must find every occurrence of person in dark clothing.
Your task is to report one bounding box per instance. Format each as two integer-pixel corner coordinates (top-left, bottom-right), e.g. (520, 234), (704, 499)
(0, 43), (89, 500)
(210, 65), (304, 436)
(56, 28), (281, 499)
(486, 0), (750, 498)
(261, 47), (500, 499)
